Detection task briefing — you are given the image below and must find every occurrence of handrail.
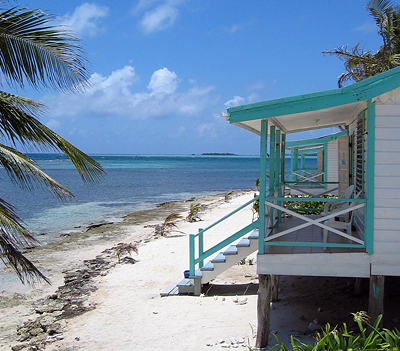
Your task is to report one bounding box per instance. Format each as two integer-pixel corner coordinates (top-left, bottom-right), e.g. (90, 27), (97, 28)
(193, 195), (259, 237)
(189, 195), (259, 277)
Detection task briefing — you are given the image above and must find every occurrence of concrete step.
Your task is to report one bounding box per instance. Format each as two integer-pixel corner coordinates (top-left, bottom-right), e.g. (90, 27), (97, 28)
(200, 261), (214, 271)
(177, 278), (195, 294)
(237, 238), (250, 247)
(248, 229), (259, 240)
(211, 252), (226, 263)
(160, 282), (178, 297)
(223, 245), (238, 255)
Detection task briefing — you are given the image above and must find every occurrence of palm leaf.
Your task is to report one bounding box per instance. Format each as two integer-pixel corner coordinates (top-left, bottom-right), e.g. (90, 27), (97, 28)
(0, 91), (105, 182)
(0, 6), (90, 91)
(0, 197), (50, 285)
(0, 143), (74, 199)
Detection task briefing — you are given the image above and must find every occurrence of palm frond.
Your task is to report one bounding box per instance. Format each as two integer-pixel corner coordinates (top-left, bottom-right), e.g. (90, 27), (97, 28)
(0, 91), (105, 182)
(0, 143), (74, 200)
(0, 197), (49, 285)
(0, 6), (90, 91)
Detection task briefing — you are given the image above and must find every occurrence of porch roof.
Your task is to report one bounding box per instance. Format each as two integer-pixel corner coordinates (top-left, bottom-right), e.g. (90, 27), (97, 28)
(226, 66), (400, 136)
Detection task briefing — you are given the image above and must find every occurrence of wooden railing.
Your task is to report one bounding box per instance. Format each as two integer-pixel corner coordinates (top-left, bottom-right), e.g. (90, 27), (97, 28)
(262, 194), (367, 250)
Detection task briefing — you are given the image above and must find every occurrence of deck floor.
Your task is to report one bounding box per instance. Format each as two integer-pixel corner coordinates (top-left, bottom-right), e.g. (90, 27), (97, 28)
(264, 214), (365, 255)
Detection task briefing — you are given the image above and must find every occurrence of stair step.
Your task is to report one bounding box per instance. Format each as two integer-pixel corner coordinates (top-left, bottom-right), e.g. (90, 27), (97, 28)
(248, 230), (259, 240)
(237, 238), (250, 247)
(177, 278), (191, 287)
(177, 278), (195, 294)
(200, 261), (214, 271)
(211, 253), (226, 263)
(160, 282), (178, 297)
(223, 245), (238, 255)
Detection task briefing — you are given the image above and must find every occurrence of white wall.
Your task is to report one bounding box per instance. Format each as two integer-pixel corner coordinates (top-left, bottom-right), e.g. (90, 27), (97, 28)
(371, 88), (400, 275)
(326, 139), (338, 194)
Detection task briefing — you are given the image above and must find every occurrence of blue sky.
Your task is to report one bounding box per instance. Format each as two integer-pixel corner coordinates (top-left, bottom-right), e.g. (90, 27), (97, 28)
(15, 0), (383, 155)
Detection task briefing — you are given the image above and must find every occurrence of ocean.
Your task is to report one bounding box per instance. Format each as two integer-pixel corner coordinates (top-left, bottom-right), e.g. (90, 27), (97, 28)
(3, 154), (317, 237)
(0, 153), (318, 290)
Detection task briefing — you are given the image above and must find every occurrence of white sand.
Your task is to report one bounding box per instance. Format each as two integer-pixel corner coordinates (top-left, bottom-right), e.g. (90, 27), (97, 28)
(2, 190), (394, 351)
(46, 191), (259, 351)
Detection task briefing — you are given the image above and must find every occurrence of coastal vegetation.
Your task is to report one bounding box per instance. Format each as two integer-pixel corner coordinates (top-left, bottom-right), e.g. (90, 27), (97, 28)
(155, 213), (183, 236)
(0, 4), (104, 285)
(324, 0), (400, 87)
(269, 313), (400, 351)
(186, 203), (201, 222)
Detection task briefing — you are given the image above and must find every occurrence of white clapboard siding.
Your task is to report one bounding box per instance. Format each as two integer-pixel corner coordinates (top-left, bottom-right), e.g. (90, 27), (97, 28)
(257, 253), (370, 277)
(326, 139), (338, 193)
(372, 93), (400, 273)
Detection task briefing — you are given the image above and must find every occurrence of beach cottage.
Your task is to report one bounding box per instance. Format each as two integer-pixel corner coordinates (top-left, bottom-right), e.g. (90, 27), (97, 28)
(170, 66), (400, 348)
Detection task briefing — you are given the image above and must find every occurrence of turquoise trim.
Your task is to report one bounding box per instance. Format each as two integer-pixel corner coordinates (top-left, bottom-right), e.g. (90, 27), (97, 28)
(324, 143), (328, 189)
(266, 196), (365, 203)
(276, 130), (281, 223)
(275, 129), (281, 188)
(196, 221), (259, 265)
(258, 120), (268, 254)
(365, 100), (375, 254)
(269, 126), (276, 228)
(189, 234), (195, 276)
(286, 131), (348, 148)
(280, 134), (286, 223)
(298, 147), (322, 155)
(198, 228), (203, 268)
(228, 66), (400, 123)
(264, 242), (365, 248)
(269, 126), (276, 192)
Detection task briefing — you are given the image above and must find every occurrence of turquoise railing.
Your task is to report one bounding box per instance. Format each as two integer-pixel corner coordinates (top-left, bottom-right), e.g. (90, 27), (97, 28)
(189, 196), (259, 277)
(264, 190), (369, 251)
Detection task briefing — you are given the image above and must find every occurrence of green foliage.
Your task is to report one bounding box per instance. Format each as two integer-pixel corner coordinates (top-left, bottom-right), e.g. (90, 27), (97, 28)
(0, 4), (105, 285)
(324, 0), (400, 87)
(186, 203), (201, 222)
(156, 213), (183, 236)
(285, 195), (335, 215)
(268, 312), (400, 351)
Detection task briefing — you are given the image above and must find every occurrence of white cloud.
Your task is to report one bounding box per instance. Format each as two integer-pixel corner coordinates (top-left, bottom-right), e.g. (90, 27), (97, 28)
(61, 3), (109, 36)
(43, 66), (215, 120)
(148, 68), (178, 94)
(140, 4), (178, 33)
(224, 95), (245, 108)
(354, 21), (376, 33)
(134, 0), (184, 33)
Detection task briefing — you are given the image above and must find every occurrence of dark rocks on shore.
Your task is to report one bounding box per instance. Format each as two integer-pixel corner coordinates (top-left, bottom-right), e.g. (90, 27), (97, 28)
(12, 243), (138, 351)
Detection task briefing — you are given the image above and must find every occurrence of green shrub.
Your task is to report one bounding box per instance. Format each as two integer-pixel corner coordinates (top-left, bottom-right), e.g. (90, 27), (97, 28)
(268, 312), (400, 351)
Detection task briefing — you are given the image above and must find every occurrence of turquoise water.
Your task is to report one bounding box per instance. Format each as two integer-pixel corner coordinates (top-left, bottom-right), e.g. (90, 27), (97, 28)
(3, 154), (316, 236)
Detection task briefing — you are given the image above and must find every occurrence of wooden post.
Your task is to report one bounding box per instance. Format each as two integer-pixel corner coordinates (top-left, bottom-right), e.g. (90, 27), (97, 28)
(271, 275), (279, 302)
(355, 278), (364, 297)
(368, 275), (384, 328)
(256, 274), (271, 349)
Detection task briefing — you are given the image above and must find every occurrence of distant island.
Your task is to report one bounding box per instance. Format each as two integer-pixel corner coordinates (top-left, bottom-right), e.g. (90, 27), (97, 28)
(201, 153), (238, 156)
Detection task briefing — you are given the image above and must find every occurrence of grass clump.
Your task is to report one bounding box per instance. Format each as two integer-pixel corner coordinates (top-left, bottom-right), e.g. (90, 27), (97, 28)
(268, 312), (400, 351)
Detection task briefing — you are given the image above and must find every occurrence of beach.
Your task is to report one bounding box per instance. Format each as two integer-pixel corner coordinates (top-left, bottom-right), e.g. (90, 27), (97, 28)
(1, 190), (399, 351)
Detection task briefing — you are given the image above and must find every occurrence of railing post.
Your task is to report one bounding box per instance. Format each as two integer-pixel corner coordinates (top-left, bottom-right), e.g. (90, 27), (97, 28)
(269, 126), (276, 228)
(280, 134), (286, 224)
(258, 119), (268, 255)
(275, 129), (281, 223)
(189, 233), (195, 276)
(365, 99), (375, 254)
(198, 228), (204, 268)
(324, 143), (328, 189)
